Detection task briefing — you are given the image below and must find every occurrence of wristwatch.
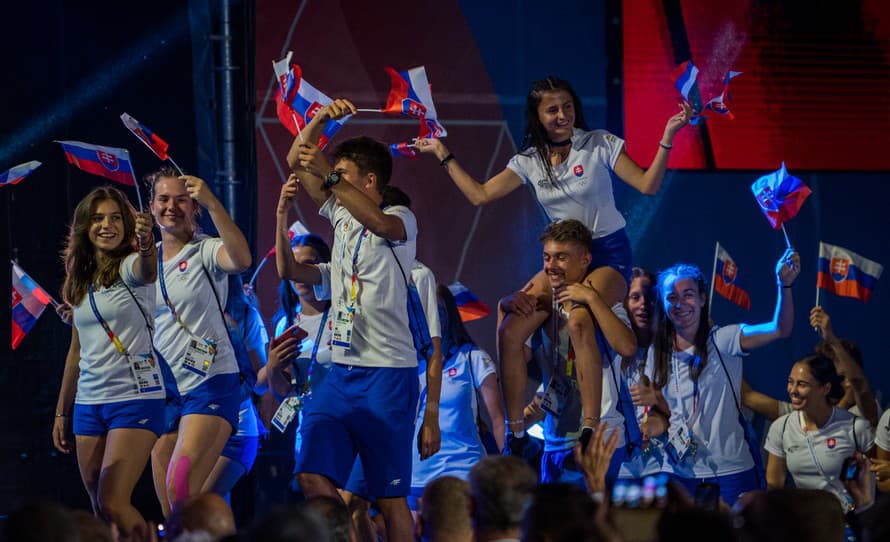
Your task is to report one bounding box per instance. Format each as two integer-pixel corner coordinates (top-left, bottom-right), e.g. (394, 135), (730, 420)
(323, 170), (342, 189)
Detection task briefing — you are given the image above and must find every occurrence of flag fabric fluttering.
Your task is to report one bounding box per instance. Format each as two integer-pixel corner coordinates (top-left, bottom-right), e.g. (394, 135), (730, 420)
(750, 163), (811, 229)
(288, 220), (310, 242)
(0, 161), (41, 187)
(383, 66), (447, 138)
(671, 61), (742, 124)
(713, 243), (751, 310)
(273, 55), (348, 149)
(672, 61), (701, 106)
(57, 141), (136, 186)
(817, 242), (883, 302)
(12, 261), (53, 349)
(447, 282), (491, 322)
(389, 142), (418, 159)
(702, 71), (742, 120)
(120, 113), (170, 161)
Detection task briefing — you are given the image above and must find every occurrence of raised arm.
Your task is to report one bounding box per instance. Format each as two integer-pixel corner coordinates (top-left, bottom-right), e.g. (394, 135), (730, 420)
(612, 103), (692, 195)
(414, 138), (523, 206)
(131, 211), (158, 284)
(274, 176), (322, 285)
(739, 249), (800, 352)
(810, 306), (877, 427)
(182, 175), (251, 273)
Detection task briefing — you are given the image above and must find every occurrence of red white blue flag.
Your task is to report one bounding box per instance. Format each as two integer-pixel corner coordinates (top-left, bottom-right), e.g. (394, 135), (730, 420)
(713, 242), (751, 310)
(389, 142), (418, 159)
(383, 66), (447, 138)
(0, 161), (41, 187)
(273, 54), (348, 150)
(447, 281), (491, 322)
(120, 113), (170, 161)
(702, 71), (743, 120)
(12, 261), (52, 349)
(817, 242), (883, 302)
(57, 141), (136, 186)
(750, 163), (811, 229)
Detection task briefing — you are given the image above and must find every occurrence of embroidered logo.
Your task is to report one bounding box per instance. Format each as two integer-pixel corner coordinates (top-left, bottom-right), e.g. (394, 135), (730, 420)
(178, 260), (188, 272)
(826, 438), (837, 449)
(447, 367), (457, 377)
(573, 164), (584, 177)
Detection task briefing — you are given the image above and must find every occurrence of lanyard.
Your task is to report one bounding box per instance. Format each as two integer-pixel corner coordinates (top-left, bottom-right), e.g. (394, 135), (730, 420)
(800, 411), (853, 506)
(671, 352), (702, 428)
(300, 308), (330, 395)
(88, 285), (128, 355)
(157, 242), (197, 336)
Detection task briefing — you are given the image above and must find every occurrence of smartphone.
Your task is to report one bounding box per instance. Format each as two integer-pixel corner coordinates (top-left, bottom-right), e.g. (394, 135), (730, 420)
(694, 482), (720, 511)
(840, 457), (860, 481)
(611, 480), (629, 507)
(270, 324), (309, 350)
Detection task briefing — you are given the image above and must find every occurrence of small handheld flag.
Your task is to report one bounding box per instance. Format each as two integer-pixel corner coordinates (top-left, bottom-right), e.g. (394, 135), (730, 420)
(383, 66), (447, 138)
(816, 242), (883, 303)
(702, 71), (742, 120)
(0, 161), (41, 187)
(120, 113), (169, 161)
(57, 141), (136, 187)
(273, 55), (348, 149)
(671, 62), (742, 124)
(389, 142), (418, 159)
(710, 242), (751, 310)
(12, 261), (55, 349)
(751, 163), (811, 247)
(447, 281), (491, 322)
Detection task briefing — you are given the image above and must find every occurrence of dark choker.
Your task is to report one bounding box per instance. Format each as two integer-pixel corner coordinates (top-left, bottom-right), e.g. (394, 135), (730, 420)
(547, 138), (572, 148)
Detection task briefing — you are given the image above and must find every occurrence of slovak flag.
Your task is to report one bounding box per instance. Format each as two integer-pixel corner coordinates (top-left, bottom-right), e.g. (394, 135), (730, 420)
(57, 141), (136, 186)
(389, 142), (418, 159)
(120, 113), (170, 160)
(672, 60), (701, 105)
(817, 242), (883, 302)
(288, 220), (310, 242)
(750, 163), (811, 229)
(0, 161), (41, 187)
(273, 53), (347, 149)
(713, 242), (751, 310)
(447, 281), (491, 322)
(702, 71), (742, 120)
(383, 66), (447, 138)
(12, 261), (53, 349)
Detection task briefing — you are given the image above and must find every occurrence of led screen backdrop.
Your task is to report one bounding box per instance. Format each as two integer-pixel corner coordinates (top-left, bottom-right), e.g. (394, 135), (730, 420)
(622, 0), (890, 170)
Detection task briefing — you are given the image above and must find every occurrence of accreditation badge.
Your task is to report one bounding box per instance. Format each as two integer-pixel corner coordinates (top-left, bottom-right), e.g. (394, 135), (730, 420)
(331, 306), (355, 349)
(131, 352), (163, 394)
(183, 337), (216, 377)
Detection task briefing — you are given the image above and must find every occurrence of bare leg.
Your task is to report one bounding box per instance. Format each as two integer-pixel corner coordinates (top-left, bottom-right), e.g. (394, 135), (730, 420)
(166, 414), (231, 510)
(297, 472), (342, 500)
(75, 434), (106, 515)
(498, 270), (552, 435)
(341, 491), (377, 542)
(201, 455), (247, 501)
(151, 431), (177, 517)
(377, 496), (413, 542)
(96, 428), (158, 536)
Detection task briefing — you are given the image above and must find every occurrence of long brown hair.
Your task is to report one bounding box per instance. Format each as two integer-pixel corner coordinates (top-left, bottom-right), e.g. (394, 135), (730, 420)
(61, 186), (138, 305)
(620, 267), (657, 374)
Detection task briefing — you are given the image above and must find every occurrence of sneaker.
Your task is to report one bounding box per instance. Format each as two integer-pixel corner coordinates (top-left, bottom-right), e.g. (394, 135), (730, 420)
(504, 432), (540, 463)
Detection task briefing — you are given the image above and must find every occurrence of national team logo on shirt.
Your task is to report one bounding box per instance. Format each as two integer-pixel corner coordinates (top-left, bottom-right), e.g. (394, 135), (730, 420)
(178, 260), (189, 272)
(826, 438), (837, 449)
(447, 367), (457, 377)
(573, 165), (584, 177)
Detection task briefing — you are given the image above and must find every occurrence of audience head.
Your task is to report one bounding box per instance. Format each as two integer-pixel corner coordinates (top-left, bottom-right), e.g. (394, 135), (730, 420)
(787, 354), (845, 412)
(304, 496), (353, 542)
(248, 503), (332, 542)
(520, 483), (601, 542)
(469, 456), (537, 536)
(657, 507), (733, 542)
(3, 500), (80, 542)
(418, 476), (473, 542)
(734, 488), (844, 542)
(166, 493), (236, 541)
(70, 510), (113, 542)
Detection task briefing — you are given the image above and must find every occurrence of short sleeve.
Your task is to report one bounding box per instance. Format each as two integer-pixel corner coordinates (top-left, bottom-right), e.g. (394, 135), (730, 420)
(411, 265), (440, 339)
(600, 131), (626, 169)
(506, 153), (532, 185)
(384, 205), (417, 243)
(854, 415), (876, 453)
(714, 324), (746, 358)
(199, 237), (225, 276)
(765, 415), (789, 458)
(119, 253), (141, 287)
(314, 262), (332, 301)
(242, 304), (269, 360)
(469, 348), (496, 389)
(876, 409), (890, 452)
(778, 401), (794, 417)
(319, 195), (337, 223)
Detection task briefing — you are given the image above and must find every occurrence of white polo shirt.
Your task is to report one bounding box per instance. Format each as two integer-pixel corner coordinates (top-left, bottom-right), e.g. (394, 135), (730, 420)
(318, 198), (418, 368)
(655, 325), (753, 478)
(765, 407), (874, 506)
(875, 409), (890, 452)
(411, 260), (441, 340)
(154, 236), (239, 394)
(618, 347), (666, 479)
(74, 253), (163, 404)
(506, 128), (626, 239)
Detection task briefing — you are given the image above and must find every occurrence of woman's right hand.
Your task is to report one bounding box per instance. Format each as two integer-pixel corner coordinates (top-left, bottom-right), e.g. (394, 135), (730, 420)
(52, 415), (72, 454)
(413, 138), (449, 161)
(277, 174), (300, 216)
(630, 382), (657, 407)
(268, 336), (300, 373)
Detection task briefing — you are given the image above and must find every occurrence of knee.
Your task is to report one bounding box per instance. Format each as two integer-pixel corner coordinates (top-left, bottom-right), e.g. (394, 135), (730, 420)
(96, 492), (125, 523)
(498, 315), (531, 348)
(296, 472), (333, 498)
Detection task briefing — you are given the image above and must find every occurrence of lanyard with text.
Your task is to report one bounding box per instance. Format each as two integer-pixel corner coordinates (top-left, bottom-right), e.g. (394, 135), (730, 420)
(157, 242), (197, 336)
(298, 308), (330, 395)
(800, 411), (854, 508)
(89, 285), (128, 355)
(348, 227), (367, 309)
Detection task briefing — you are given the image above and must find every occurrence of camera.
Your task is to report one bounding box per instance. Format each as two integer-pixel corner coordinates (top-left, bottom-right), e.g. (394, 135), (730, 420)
(840, 457), (860, 481)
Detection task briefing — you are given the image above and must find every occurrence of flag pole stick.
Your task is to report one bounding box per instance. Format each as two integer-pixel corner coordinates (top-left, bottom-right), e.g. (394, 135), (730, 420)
(709, 241), (719, 310)
(356, 108), (381, 113)
(292, 113), (305, 143)
(780, 224), (792, 249)
(249, 251), (272, 287)
(168, 157), (185, 176)
(127, 152), (144, 212)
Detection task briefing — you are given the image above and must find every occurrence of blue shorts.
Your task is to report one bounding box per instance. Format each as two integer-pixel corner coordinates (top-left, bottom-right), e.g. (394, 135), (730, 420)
(221, 434), (260, 472)
(669, 468), (759, 507)
(541, 445), (625, 489)
(74, 398), (166, 437)
(589, 228), (633, 287)
(407, 486), (425, 512)
(161, 372), (241, 434)
(295, 363), (419, 499)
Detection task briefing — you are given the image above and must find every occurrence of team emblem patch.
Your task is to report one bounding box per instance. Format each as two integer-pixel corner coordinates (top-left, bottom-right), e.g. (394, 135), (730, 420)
(826, 438), (837, 449)
(447, 367), (457, 377)
(178, 260), (188, 272)
(573, 165), (584, 177)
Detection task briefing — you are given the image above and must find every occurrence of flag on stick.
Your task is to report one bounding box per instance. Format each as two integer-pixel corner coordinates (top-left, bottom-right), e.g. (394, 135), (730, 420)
(57, 141), (137, 187)
(273, 54), (348, 149)
(712, 242), (751, 309)
(817, 242), (883, 302)
(383, 66), (447, 138)
(120, 113), (170, 161)
(12, 261), (54, 349)
(750, 163), (811, 230)
(0, 161), (41, 187)
(447, 281), (491, 322)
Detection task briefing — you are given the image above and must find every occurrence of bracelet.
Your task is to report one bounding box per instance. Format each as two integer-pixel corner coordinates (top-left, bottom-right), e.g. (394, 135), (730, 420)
(779, 281), (795, 288)
(582, 416), (601, 424)
(659, 142), (673, 150)
(55, 413), (67, 418)
(139, 244), (155, 255)
(439, 153), (455, 167)
(506, 418), (525, 427)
